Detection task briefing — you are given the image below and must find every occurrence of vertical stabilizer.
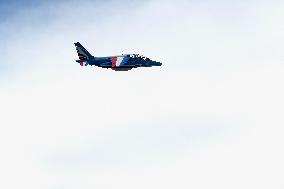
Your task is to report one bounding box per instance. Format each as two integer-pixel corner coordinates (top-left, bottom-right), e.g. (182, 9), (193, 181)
(74, 42), (94, 61)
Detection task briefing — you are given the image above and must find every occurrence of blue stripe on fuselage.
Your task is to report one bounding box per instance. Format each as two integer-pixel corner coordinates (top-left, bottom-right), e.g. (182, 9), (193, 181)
(119, 56), (129, 66)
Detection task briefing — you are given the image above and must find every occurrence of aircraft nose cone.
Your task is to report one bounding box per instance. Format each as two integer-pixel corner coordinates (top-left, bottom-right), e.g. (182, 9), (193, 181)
(152, 61), (162, 66)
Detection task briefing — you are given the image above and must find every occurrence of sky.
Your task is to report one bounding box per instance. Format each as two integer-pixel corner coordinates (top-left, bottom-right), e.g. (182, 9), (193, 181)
(1, 1), (284, 189)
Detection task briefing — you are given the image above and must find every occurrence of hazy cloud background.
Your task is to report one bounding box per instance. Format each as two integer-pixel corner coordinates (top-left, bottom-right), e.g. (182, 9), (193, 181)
(0, 1), (284, 189)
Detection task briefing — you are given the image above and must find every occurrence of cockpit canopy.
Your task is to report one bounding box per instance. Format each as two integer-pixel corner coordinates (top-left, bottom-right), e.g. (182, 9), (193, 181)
(127, 54), (150, 60)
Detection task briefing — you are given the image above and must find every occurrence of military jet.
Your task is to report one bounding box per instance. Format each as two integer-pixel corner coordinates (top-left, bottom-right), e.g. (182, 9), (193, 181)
(74, 42), (162, 71)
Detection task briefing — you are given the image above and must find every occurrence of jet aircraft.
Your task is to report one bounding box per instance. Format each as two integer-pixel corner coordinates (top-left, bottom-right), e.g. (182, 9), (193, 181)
(74, 42), (162, 71)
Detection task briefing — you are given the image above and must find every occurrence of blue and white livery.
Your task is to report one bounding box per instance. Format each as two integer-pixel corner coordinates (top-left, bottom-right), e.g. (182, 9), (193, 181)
(74, 42), (162, 71)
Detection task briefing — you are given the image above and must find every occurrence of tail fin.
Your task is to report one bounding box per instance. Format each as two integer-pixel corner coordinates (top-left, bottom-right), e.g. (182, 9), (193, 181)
(74, 42), (94, 61)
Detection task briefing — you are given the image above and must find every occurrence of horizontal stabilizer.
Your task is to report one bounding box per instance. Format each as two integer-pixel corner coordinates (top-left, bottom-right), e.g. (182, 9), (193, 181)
(76, 60), (88, 66)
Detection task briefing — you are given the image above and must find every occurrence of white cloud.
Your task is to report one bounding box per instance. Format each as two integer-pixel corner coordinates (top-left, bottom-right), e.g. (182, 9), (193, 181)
(0, 1), (284, 189)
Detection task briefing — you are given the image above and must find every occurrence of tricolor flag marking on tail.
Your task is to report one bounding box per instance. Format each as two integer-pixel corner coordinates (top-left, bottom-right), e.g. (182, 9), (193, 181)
(76, 47), (88, 60)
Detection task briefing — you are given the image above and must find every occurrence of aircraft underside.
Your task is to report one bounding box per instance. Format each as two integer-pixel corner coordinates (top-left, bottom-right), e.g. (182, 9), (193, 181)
(111, 67), (133, 71)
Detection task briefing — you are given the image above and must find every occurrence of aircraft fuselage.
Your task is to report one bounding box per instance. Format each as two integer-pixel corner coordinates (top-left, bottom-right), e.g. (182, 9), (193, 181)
(74, 42), (162, 71)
